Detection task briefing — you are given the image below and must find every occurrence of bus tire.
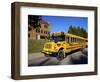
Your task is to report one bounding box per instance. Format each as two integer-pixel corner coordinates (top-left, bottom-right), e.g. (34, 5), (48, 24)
(57, 49), (65, 60)
(80, 47), (84, 52)
(45, 54), (50, 57)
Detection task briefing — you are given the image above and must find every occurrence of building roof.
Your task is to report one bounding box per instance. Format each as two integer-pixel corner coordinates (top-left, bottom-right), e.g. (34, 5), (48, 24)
(40, 20), (50, 26)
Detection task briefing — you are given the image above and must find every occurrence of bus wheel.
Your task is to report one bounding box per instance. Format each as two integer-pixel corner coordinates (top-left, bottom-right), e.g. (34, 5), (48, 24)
(80, 47), (84, 52)
(57, 49), (65, 61)
(80, 46), (83, 50)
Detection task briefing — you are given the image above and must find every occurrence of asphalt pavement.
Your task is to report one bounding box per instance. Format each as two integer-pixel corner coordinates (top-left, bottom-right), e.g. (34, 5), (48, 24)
(28, 48), (88, 66)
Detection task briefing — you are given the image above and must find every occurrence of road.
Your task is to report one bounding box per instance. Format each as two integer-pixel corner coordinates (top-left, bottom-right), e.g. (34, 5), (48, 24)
(28, 48), (88, 66)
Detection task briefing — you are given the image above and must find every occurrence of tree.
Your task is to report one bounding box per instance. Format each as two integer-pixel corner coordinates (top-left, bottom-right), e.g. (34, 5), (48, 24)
(28, 15), (42, 39)
(28, 15), (41, 28)
(68, 25), (74, 34)
(80, 27), (87, 38)
(77, 26), (81, 35)
(68, 25), (87, 38)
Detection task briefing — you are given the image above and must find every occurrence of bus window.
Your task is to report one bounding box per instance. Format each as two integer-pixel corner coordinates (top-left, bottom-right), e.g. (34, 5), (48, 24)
(67, 37), (69, 43)
(69, 37), (71, 43)
(77, 38), (78, 42)
(79, 39), (80, 42)
(81, 40), (83, 42)
(83, 40), (85, 42)
(66, 36), (69, 43)
(79, 39), (81, 42)
(66, 37), (67, 42)
(74, 38), (75, 42)
(73, 38), (75, 42)
(71, 37), (72, 42)
(70, 37), (73, 43)
(77, 39), (79, 42)
(72, 38), (74, 42)
(75, 38), (76, 42)
(72, 37), (74, 42)
(76, 38), (77, 42)
(81, 39), (82, 42)
(80, 39), (81, 42)
(73, 38), (74, 42)
(74, 38), (76, 42)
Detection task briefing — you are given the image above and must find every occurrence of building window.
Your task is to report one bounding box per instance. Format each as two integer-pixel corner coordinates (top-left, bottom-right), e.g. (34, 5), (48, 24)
(44, 31), (47, 34)
(46, 31), (47, 34)
(36, 29), (40, 33)
(40, 35), (45, 39)
(44, 25), (48, 28)
(44, 31), (46, 34)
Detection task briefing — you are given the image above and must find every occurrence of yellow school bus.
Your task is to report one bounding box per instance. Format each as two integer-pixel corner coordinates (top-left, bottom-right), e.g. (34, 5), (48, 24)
(42, 32), (87, 60)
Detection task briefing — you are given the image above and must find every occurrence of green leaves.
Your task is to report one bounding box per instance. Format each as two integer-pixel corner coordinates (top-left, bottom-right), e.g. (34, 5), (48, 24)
(28, 15), (41, 28)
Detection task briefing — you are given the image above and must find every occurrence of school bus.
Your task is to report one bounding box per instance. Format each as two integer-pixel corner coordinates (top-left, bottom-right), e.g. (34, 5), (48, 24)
(42, 32), (87, 60)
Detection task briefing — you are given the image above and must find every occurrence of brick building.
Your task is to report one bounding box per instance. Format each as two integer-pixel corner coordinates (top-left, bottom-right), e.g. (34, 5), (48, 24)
(28, 20), (50, 40)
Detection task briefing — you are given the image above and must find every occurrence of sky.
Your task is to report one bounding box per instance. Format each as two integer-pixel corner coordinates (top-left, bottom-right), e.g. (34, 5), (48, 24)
(41, 15), (88, 33)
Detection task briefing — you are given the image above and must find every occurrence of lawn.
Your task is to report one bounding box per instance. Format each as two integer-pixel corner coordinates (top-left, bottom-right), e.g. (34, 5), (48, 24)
(28, 39), (47, 53)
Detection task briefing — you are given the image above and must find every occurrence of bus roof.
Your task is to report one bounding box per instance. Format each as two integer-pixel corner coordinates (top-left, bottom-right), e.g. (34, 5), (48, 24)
(52, 32), (64, 36)
(51, 32), (87, 40)
(66, 33), (87, 40)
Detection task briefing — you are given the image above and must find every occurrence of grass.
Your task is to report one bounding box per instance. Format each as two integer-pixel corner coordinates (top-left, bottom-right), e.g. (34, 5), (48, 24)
(28, 39), (47, 53)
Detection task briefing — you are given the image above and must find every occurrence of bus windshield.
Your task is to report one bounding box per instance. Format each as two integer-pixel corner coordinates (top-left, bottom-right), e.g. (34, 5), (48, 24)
(52, 36), (65, 42)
